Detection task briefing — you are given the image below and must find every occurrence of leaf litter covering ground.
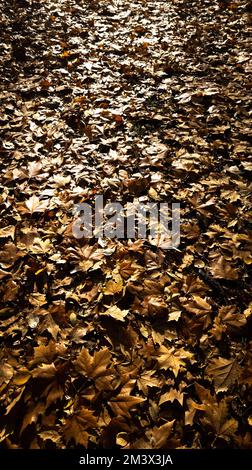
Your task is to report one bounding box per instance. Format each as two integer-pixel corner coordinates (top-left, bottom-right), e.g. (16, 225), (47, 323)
(0, 0), (251, 450)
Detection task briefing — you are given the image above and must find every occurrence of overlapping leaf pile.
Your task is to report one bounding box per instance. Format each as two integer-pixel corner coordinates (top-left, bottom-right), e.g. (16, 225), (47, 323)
(0, 0), (251, 449)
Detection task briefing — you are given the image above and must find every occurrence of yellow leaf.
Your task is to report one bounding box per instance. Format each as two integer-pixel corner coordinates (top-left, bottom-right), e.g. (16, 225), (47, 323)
(103, 279), (123, 295)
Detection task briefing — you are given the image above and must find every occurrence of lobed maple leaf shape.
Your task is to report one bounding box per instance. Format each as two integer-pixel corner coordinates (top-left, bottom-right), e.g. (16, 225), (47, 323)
(182, 275), (208, 295)
(24, 195), (49, 214)
(0, 225), (16, 240)
(32, 362), (66, 409)
(157, 345), (194, 377)
(182, 295), (212, 316)
(39, 314), (60, 341)
(67, 244), (104, 272)
(206, 356), (241, 393)
(209, 254), (239, 280)
(201, 400), (238, 441)
(159, 388), (184, 406)
(234, 432), (252, 449)
(181, 295), (212, 330)
(118, 258), (144, 280)
(141, 295), (168, 316)
(20, 401), (45, 435)
(146, 420), (175, 448)
(63, 408), (97, 448)
(194, 384), (238, 440)
(108, 379), (145, 418)
(108, 394), (145, 419)
(38, 430), (61, 446)
(0, 242), (24, 269)
(74, 347), (115, 390)
(31, 341), (67, 367)
(101, 305), (129, 322)
(185, 385), (216, 426)
(103, 276), (124, 295)
(210, 305), (246, 340)
(131, 420), (175, 449)
(137, 371), (161, 396)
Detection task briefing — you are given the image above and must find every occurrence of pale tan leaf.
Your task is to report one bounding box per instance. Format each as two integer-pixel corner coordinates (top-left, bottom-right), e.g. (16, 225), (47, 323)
(25, 195), (48, 214)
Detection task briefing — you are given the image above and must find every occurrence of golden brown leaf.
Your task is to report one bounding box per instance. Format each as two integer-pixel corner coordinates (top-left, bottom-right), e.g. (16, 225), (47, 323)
(206, 357), (241, 393)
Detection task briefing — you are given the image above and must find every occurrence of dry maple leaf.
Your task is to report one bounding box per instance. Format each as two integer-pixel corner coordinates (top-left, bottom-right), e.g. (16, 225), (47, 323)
(0, 0), (251, 451)
(209, 255), (239, 280)
(181, 295), (212, 329)
(142, 295), (168, 316)
(159, 388), (184, 406)
(108, 394), (145, 418)
(193, 384), (238, 440)
(183, 295), (212, 315)
(63, 408), (97, 448)
(39, 314), (60, 341)
(43, 377), (65, 409)
(74, 347), (111, 378)
(32, 363), (57, 380)
(0, 242), (23, 268)
(101, 305), (129, 322)
(118, 259), (144, 279)
(194, 383), (216, 407)
(137, 371), (161, 396)
(68, 245), (104, 272)
(182, 275), (208, 295)
(157, 345), (194, 377)
(31, 341), (66, 366)
(20, 402), (45, 435)
(145, 420), (175, 448)
(38, 430), (61, 445)
(74, 347), (115, 390)
(210, 305), (246, 340)
(0, 225), (16, 240)
(103, 277), (123, 295)
(201, 399), (238, 441)
(31, 363), (65, 408)
(25, 195), (49, 214)
(28, 161), (42, 178)
(206, 357), (241, 393)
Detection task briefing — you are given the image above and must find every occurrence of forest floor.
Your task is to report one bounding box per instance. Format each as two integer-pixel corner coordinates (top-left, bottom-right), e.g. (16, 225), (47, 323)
(0, 0), (251, 449)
